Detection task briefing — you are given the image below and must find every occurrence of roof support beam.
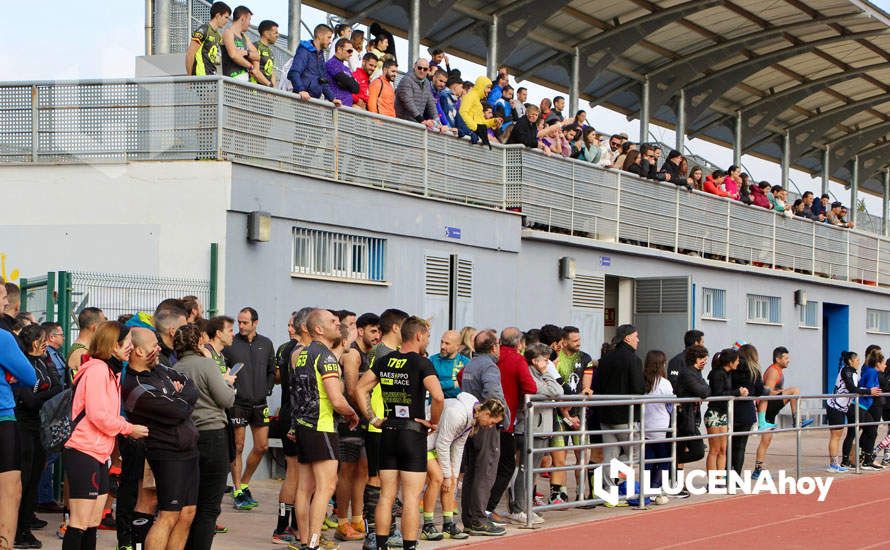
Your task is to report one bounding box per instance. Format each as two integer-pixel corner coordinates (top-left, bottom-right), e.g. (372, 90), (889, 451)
(851, 156), (860, 225)
(487, 13), (498, 78)
(490, 0), (572, 68)
(429, 18), (480, 50)
(734, 111), (743, 167)
(569, 47), (580, 115)
(675, 88), (686, 153)
(287, 0), (301, 52)
(884, 170), (889, 237)
(857, 140), (890, 176)
(407, 0), (420, 65)
(782, 130), (791, 188)
(822, 121), (890, 171)
(416, 0), (460, 37)
(640, 77), (650, 144)
(344, 0), (392, 26)
(682, 30), (888, 127)
(822, 147), (831, 195)
(788, 93), (890, 159)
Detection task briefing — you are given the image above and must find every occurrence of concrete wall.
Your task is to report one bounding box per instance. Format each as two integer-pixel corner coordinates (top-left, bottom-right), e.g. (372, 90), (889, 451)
(1, 162), (230, 296)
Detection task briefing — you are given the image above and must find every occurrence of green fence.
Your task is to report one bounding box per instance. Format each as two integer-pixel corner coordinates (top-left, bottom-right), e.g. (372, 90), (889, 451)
(19, 273), (56, 324)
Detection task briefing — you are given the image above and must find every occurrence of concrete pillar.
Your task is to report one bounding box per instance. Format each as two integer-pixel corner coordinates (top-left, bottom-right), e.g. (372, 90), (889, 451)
(569, 47), (580, 117)
(850, 156), (859, 225)
(155, 0), (170, 54)
(407, 0), (421, 65)
(675, 88), (685, 153)
(883, 169), (889, 237)
(822, 146), (830, 196)
(145, 0), (154, 56)
(781, 130), (791, 188)
(287, 0), (302, 53)
(640, 77), (650, 144)
(486, 14), (499, 79)
(733, 111), (743, 167)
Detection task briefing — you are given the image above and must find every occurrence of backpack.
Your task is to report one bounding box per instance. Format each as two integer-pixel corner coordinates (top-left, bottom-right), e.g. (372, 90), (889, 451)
(40, 378), (85, 452)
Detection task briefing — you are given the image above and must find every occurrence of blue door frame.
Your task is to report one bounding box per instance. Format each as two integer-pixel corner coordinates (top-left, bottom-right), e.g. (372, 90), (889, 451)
(822, 303), (850, 394)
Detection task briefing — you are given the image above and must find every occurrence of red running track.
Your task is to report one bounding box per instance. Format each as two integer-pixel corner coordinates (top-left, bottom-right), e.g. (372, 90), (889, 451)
(464, 471), (890, 549)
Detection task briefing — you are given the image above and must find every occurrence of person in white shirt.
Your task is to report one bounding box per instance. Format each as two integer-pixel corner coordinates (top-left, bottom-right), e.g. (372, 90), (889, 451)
(347, 29), (365, 72)
(642, 350), (674, 505)
(598, 134), (623, 168)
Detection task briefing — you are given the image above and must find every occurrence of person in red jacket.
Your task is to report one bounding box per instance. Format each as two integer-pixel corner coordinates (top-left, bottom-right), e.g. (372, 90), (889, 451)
(703, 170), (731, 198)
(351, 52), (378, 109)
(487, 327), (537, 523)
(750, 181), (773, 209)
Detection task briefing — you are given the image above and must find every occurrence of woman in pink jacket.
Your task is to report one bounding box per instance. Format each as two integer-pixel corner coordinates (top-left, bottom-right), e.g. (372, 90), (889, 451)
(63, 321), (148, 550)
(722, 165), (742, 200)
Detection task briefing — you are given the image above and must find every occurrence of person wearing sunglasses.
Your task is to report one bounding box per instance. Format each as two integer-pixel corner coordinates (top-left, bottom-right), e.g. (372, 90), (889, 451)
(394, 59), (440, 129)
(327, 38), (360, 107)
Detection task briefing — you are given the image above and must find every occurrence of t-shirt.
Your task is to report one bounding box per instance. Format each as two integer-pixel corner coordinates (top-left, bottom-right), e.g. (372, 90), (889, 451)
(370, 351), (436, 429)
(254, 41), (275, 85)
(191, 23), (222, 76)
(365, 342), (394, 433)
(291, 341), (341, 432)
(205, 344), (227, 375)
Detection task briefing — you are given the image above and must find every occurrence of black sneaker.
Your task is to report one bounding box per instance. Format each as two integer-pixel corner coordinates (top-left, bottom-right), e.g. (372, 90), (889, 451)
(841, 459), (854, 469)
(674, 488), (691, 499)
(465, 520), (506, 537)
(442, 522), (468, 540)
(14, 530), (42, 549)
(420, 523), (443, 541)
(29, 517), (48, 530)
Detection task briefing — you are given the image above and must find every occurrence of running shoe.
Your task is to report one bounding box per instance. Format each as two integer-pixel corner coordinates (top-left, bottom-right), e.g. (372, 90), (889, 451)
(860, 461), (881, 471)
(388, 525), (404, 548)
(242, 487), (258, 508)
(506, 511), (544, 525)
(99, 511), (116, 530)
(826, 463), (848, 473)
(486, 511), (507, 527)
(654, 495), (670, 505)
(29, 516), (48, 530)
(233, 492), (253, 510)
(334, 523), (364, 541)
(13, 530), (42, 549)
(420, 523), (444, 541)
(362, 533), (376, 550)
(215, 524), (229, 534)
(800, 418), (815, 428)
(674, 488), (691, 499)
(841, 459), (854, 469)
(286, 544), (308, 550)
(533, 494), (547, 507)
(272, 530), (297, 545)
(323, 513), (339, 530)
(751, 467), (763, 480)
(548, 494), (567, 506)
(465, 519), (506, 536)
(882, 457), (890, 467)
(442, 523), (469, 539)
(318, 536), (340, 550)
(603, 499), (629, 508)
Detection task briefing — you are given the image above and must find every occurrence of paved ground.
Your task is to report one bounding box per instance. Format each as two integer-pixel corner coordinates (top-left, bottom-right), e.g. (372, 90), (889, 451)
(33, 429), (886, 549)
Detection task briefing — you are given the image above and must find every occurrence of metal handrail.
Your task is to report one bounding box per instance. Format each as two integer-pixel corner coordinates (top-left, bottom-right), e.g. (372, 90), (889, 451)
(521, 391), (888, 524)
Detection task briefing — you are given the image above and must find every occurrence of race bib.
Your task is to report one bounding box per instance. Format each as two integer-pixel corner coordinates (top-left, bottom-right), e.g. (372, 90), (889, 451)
(395, 405), (410, 418)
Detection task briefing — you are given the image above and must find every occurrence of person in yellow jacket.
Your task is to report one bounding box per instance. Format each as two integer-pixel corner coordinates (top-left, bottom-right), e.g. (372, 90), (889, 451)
(458, 76), (502, 147)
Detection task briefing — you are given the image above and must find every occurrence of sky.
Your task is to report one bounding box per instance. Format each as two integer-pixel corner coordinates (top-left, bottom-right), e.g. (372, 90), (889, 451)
(3, 0), (890, 219)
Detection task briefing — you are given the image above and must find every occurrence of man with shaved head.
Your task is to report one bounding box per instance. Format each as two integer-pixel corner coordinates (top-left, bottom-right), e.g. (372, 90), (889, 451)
(429, 330), (470, 399)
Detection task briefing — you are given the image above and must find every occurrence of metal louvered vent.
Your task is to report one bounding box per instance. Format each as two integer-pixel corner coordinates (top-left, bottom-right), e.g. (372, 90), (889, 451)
(572, 275), (605, 309)
(635, 278), (688, 314)
(425, 256), (450, 296)
(457, 259), (473, 298)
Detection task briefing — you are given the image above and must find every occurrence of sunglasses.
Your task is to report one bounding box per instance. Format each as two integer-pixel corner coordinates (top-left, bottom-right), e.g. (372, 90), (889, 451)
(416, 66), (430, 71)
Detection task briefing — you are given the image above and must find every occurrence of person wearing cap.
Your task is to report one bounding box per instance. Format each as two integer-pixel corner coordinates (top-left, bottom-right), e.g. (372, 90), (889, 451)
(592, 325), (644, 470)
(659, 150), (690, 190)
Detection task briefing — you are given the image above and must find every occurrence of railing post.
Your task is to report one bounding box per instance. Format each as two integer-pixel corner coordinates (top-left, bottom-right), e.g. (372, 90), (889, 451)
(216, 78), (224, 160)
(31, 84), (38, 162)
(208, 242), (219, 317)
(795, 395), (801, 478)
(726, 398), (734, 493)
(637, 403), (646, 510)
(332, 108), (340, 181)
(846, 231), (851, 281)
(615, 173), (622, 241)
(812, 223), (817, 275)
(674, 186), (680, 252)
(524, 398), (534, 528)
(771, 212), (777, 268)
(877, 236), (881, 286)
(578, 398), (588, 501)
(670, 402), (678, 485)
(570, 164), (576, 236)
(854, 395), (861, 474)
(725, 200), (731, 261)
(501, 148), (507, 210)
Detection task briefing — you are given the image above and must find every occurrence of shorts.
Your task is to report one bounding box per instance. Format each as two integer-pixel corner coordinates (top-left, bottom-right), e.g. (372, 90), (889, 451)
(551, 421), (580, 448)
(338, 432), (364, 463)
(380, 428), (427, 473)
(826, 407), (849, 426)
(295, 424), (339, 464)
(705, 409), (728, 428)
(148, 457), (199, 511)
(229, 403), (270, 428)
(63, 447), (109, 499)
(765, 398), (786, 424)
(0, 420), (21, 473)
(275, 412), (298, 457)
(365, 430), (382, 476)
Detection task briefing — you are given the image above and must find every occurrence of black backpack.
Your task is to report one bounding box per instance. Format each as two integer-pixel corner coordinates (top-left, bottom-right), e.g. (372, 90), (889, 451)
(40, 378), (85, 452)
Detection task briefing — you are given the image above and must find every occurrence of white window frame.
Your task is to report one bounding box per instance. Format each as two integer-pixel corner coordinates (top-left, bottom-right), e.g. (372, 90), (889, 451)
(867, 308), (890, 334)
(746, 294), (781, 325)
(291, 227), (387, 285)
(799, 301), (818, 329)
(701, 287), (727, 321)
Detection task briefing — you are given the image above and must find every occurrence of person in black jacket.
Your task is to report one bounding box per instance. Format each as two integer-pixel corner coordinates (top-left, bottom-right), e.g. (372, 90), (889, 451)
(660, 150), (691, 190)
(506, 106), (541, 149)
(15, 325), (63, 549)
(731, 344), (769, 474)
(668, 330), (704, 389)
(674, 345), (710, 497)
(593, 324), (644, 467)
(878, 359), (890, 466)
(123, 327), (199, 550)
(705, 349), (748, 473)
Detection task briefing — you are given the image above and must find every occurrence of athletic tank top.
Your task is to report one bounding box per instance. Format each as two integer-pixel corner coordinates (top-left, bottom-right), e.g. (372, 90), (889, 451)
(222, 32), (248, 78)
(766, 364), (784, 391)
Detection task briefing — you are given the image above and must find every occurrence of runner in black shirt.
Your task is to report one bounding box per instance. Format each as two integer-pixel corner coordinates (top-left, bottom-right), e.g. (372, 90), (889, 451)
(356, 317), (444, 550)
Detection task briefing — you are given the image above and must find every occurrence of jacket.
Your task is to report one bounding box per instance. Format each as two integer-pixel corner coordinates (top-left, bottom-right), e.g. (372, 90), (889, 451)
(722, 176), (740, 200)
(641, 158), (667, 181)
(352, 67), (372, 105)
(515, 364), (563, 436)
(325, 56), (356, 106)
(457, 353), (508, 427)
(15, 354), (63, 431)
(395, 73), (438, 123)
(223, 332), (276, 406)
(494, 97), (516, 133)
(67, 358), (134, 463)
(667, 350), (686, 389)
(730, 360), (767, 426)
(750, 185), (771, 208)
(459, 77), (498, 131)
(859, 365), (880, 410)
(592, 342), (644, 424)
(0, 328), (37, 419)
(706, 368), (741, 415)
(497, 346), (538, 432)
(704, 176), (730, 197)
(122, 363), (199, 460)
(438, 88), (459, 127)
(287, 39), (334, 101)
(659, 159), (684, 187)
(506, 116), (538, 148)
(828, 365), (869, 413)
(429, 352), (471, 398)
(674, 363), (710, 435)
(429, 392), (477, 478)
(368, 77), (395, 117)
(173, 350), (236, 431)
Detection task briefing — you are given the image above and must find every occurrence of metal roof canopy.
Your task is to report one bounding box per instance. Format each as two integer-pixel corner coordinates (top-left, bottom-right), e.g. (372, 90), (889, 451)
(303, 0), (890, 194)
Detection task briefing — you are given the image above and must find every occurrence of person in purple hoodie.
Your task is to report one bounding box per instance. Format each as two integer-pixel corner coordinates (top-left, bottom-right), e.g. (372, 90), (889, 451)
(326, 38), (359, 107)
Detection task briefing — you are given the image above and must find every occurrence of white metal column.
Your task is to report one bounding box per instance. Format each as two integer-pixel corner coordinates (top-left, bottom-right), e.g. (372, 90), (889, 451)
(288, 0), (302, 53)
(733, 111), (743, 167)
(569, 47), (580, 116)
(407, 0), (421, 65)
(883, 169), (889, 237)
(675, 88), (685, 153)
(851, 155), (859, 225)
(486, 14), (499, 79)
(781, 130), (791, 187)
(145, 0), (154, 56)
(640, 77), (650, 144)
(155, 0), (170, 54)
(822, 146), (830, 196)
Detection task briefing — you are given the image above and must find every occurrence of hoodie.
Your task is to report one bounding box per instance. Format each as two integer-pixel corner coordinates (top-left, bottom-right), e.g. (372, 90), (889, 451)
(750, 185), (771, 209)
(428, 392), (478, 479)
(66, 358), (134, 463)
(287, 39), (334, 101)
(438, 87), (459, 127)
(326, 55), (356, 106)
(459, 76), (498, 131)
(0, 329), (38, 419)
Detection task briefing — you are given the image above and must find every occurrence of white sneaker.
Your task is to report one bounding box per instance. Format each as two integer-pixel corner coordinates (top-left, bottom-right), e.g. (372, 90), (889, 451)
(654, 495), (669, 505)
(507, 511), (544, 525)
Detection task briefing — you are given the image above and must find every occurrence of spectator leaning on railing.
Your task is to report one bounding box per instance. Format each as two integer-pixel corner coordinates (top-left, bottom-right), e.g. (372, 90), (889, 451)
(394, 58), (439, 128)
(458, 77), (502, 148)
(326, 38), (359, 107)
(352, 53), (378, 109)
(252, 20), (279, 87)
(368, 59), (397, 117)
(287, 24), (340, 105)
(437, 76), (464, 129)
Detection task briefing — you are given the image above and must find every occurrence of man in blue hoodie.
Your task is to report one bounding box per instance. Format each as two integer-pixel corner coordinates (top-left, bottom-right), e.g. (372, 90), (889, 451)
(0, 283), (39, 550)
(287, 24), (340, 105)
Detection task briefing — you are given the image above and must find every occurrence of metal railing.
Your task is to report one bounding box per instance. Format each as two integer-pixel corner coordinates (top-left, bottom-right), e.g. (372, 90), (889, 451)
(521, 392), (888, 525)
(3, 76), (890, 286)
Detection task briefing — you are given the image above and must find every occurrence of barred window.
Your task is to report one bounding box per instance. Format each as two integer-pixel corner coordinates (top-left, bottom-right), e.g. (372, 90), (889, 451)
(799, 301), (818, 329)
(867, 308), (890, 334)
(292, 227), (385, 282)
(747, 294), (781, 324)
(701, 288), (726, 320)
